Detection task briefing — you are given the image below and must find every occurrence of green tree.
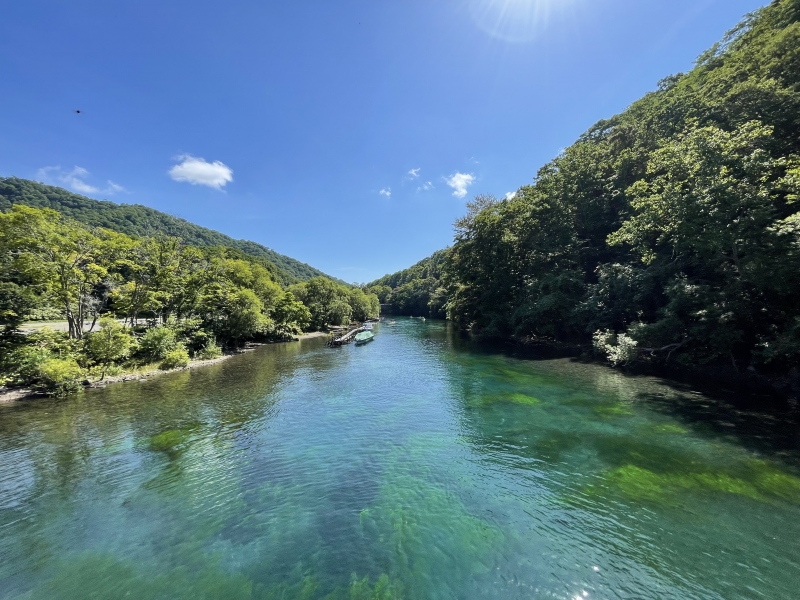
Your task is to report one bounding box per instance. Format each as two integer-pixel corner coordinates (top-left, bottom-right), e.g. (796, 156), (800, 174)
(290, 277), (353, 329)
(85, 317), (135, 379)
(609, 122), (800, 364)
(137, 325), (179, 361)
(0, 206), (120, 338)
(367, 284), (392, 304)
(273, 291), (311, 333)
(199, 285), (269, 344)
(0, 281), (35, 336)
(348, 287), (380, 322)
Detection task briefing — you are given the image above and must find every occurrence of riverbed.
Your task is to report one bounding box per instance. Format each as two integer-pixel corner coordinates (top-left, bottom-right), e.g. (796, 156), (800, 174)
(1, 320), (798, 599)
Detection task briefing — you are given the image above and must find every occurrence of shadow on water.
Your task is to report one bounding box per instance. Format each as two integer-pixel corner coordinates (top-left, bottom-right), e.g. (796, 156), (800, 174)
(628, 385), (800, 465)
(434, 322), (800, 466)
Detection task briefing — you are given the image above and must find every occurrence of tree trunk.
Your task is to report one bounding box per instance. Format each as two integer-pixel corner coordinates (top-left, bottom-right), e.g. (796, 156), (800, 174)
(66, 303), (79, 339)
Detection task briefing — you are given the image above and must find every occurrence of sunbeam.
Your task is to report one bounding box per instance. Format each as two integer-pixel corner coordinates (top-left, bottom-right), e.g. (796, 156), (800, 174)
(467, 0), (580, 42)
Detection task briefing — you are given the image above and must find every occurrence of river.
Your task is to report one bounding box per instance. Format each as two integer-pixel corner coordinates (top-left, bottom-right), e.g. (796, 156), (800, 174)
(1, 320), (799, 599)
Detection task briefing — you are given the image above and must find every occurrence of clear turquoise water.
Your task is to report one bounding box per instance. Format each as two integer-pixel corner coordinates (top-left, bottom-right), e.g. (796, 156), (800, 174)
(1, 320), (799, 599)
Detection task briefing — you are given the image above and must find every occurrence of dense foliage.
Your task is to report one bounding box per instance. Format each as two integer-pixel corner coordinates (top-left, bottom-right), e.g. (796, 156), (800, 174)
(0, 177), (336, 285)
(368, 250), (448, 317)
(289, 278), (380, 330)
(0, 205), (379, 394)
(372, 0), (800, 374)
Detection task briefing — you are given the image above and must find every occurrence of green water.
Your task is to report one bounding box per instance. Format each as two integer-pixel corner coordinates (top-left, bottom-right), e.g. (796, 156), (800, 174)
(1, 321), (799, 599)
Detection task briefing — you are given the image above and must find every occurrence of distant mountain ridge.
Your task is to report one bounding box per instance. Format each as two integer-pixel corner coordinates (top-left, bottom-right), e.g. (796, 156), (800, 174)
(0, 177), (335, 284)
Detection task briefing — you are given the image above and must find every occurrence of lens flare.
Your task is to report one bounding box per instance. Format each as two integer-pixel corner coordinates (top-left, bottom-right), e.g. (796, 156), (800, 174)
(467, 0), (578, 42)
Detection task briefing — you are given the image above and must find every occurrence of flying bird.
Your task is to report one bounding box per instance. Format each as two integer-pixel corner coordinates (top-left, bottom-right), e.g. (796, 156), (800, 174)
(75, 110), (81, 114)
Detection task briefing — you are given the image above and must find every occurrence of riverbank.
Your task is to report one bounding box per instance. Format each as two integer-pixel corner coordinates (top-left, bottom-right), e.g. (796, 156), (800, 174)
(0, 331), (330, 404)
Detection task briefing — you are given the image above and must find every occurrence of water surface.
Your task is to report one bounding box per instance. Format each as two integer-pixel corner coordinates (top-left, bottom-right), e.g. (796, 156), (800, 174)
(1, 320), (799, 599)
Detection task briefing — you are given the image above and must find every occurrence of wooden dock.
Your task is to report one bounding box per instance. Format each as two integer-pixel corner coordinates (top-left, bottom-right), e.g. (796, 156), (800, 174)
(327, 326), (366, 347)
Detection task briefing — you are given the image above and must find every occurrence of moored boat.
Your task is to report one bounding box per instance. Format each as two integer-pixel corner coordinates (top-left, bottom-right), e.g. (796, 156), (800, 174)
(354, 330), (375, 345)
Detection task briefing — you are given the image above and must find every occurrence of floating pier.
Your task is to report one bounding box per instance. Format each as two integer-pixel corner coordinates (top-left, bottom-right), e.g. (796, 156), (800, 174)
(327, 326), (366, 347)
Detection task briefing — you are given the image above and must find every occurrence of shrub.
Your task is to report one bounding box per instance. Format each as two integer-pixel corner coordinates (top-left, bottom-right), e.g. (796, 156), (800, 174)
(197, 341), (222, 360)
(25, 304), (64, 321)
(34, 358), (84, 397)
(137, 326), (177, 362)
(85, 318), (135, 379)
(102, 364), (124, 377)
(160, 344), (190, 370)
(593, 329), (639, 366)
(183, 328), (213, 356)
(26, 327), (80, 356)
(1, 327), (83, 387)
(3, 345), (52, 386)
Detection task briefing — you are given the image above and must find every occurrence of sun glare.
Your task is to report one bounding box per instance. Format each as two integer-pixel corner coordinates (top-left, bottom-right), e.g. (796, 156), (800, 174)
(467, 0), (578, 42)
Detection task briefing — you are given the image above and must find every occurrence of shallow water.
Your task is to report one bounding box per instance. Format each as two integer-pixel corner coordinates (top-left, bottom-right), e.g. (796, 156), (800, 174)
(1, 320), (799, 599)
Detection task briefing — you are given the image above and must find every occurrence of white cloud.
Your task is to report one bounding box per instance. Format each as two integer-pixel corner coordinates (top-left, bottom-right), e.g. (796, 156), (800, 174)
(417, 181), (434, 192)
(71, 180), (98, 194)
(505, 191), (517, 200)
(379, 187), (391, 198)
(445, 172), (475, 198)
(407, 167), (420, 179)
(106, 181), (126, 194)
(36, 166), (126, 195)
(168, 155), (233, 189)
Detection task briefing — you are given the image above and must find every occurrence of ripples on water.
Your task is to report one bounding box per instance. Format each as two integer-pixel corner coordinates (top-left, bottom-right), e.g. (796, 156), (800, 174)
(1, 320), (799, 599)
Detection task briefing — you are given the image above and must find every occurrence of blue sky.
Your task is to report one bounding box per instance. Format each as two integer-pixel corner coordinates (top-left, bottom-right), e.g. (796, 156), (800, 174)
(1, 0), (766, 282)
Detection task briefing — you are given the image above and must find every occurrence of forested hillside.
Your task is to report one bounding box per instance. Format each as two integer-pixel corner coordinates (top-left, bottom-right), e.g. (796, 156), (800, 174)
(0, 177), (332, 284)
(372, 0), (800, 376)
(368, 250), (448, 317)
